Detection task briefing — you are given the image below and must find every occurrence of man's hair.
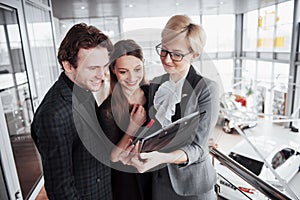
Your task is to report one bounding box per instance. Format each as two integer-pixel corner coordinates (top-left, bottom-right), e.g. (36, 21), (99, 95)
(57, 23), (113, 69)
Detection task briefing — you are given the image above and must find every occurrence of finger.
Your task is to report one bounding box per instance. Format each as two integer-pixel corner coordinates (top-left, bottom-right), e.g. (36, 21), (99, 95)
(124, 138), (133, 148)
(131, 104), (138, 115)
(139, 152), (148, 160)
(131, 157), (146, 173)
(125, 144), (135, 152)
(137, 141), (142, 153)
(137, 105), (145, 113)
(119, 151), (134, 165)
(131, 156), (143, 166)
(130, 143), (140, 157)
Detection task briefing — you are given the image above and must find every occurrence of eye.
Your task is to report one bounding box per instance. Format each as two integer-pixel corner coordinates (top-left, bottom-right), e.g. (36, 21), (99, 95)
(160, 49), (168, 56)
(135, 68), (142, 72)
(118, 70), (126, 74)
(89, 66), (97, 70)
(172, 52), (183, 59)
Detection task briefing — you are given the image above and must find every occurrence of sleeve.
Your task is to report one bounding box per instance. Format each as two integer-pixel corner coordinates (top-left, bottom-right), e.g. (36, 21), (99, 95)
(179, 79), (220, 166)
(34, 111), (80, 200)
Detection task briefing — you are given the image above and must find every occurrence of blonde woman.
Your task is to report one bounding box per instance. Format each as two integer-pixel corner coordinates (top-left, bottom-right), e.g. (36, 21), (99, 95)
(131, 15), (220, 200)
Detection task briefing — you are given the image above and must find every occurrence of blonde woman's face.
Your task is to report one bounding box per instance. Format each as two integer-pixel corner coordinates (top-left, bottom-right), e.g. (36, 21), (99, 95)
(113, 55), (144, 92)
(160, 36), (194, 81)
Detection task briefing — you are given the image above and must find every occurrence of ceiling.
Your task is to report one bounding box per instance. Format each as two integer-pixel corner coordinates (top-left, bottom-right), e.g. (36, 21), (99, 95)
(51, 0), (290, 19)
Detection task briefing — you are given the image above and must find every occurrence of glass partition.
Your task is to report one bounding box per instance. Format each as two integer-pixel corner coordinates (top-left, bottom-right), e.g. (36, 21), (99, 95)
(0, 5), (42, 199)
(25, 3), (59, 102)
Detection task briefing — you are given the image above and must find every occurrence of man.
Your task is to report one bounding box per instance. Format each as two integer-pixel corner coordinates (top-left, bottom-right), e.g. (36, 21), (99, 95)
(31, 23), (113, 199)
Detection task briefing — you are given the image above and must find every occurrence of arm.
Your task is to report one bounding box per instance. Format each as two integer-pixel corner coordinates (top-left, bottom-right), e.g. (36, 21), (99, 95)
(110, 104), (146, 163)
(34, 112), (80, 200)
(131, 148), (188, 173)
(97, 103), (146, 163)
(131, 79), (220, 172)
(179, 79), (220, 166)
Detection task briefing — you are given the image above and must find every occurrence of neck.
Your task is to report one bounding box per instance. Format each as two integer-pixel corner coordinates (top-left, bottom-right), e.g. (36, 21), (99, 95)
(170, 69), (189, 82)
(122, 87), (145, 105)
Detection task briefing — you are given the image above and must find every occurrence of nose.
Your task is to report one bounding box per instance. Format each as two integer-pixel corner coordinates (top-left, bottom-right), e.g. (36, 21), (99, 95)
(95, 67), (105, 79)
(127, 71), (135, 81)
(163, 52), (173, 63)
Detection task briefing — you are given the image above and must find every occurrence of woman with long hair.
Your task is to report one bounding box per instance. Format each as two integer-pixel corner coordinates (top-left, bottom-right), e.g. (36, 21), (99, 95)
(96, 39), (151, 200)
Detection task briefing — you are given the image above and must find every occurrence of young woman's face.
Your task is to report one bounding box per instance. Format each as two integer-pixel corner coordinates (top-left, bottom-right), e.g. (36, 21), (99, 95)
(113, 55), (144, 92)
(160, 36), (195, 80)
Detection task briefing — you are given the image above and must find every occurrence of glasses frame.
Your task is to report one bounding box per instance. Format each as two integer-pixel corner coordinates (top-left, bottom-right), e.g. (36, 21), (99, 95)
(155, 43), (192, 62)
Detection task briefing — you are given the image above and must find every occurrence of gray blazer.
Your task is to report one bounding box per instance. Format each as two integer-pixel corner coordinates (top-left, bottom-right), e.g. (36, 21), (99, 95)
(148, 66), (220, 196)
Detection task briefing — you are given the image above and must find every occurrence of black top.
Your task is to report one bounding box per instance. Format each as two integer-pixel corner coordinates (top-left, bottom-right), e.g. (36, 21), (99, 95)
(96, 84), (152, 200)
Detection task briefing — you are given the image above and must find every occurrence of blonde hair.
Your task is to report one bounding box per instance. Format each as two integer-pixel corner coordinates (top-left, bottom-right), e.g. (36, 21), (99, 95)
(162, 15), (206, 55)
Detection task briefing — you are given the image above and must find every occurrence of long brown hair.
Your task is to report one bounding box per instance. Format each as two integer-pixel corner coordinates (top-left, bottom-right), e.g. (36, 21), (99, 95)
(108, 39), (147, 127)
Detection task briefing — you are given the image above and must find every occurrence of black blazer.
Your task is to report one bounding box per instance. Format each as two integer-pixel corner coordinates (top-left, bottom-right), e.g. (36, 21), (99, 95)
(31, 73), (112, 200)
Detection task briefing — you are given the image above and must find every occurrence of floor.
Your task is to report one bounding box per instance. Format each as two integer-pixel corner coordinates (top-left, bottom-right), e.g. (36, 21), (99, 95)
(10, 134), (43, 199)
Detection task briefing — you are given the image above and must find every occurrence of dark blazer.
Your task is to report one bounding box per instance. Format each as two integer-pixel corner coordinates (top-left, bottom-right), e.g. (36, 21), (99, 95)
(148, 66), (220, 196)
(31, 73), (112, 200)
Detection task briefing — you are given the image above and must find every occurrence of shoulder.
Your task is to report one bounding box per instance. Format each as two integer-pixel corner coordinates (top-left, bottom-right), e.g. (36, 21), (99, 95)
(140, 84), (150, 96)
(150, 73), (169, 85)
(188, 66), (219, 92)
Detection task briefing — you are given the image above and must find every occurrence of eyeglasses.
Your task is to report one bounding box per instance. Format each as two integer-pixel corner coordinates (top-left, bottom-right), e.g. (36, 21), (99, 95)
(155, 43), (191, 62)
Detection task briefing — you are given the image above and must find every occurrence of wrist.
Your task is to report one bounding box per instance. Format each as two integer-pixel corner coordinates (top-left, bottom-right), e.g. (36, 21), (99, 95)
(126, 125), (138, 136)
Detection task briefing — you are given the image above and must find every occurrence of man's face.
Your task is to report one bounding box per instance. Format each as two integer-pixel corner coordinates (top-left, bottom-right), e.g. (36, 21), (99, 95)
(71, 47), (109, 92)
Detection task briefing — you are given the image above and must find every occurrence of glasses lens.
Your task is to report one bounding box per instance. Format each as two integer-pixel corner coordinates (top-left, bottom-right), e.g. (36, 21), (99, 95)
(160, 49), (169, 57)
(171, 52), (183, 61)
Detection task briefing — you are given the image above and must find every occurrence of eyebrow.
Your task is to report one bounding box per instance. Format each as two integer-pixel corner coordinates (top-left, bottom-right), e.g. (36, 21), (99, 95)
(161, 46), (184, 53)
(116, 64), (142, 70)
(88, 63), (109, 68)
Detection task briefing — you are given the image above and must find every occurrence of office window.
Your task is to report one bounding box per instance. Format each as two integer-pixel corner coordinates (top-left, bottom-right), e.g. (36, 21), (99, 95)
(243, 10), (258, 51)
(214, 59), (234, 91)
(257, 5), (275, 52)
(242, 60), (257, 80)
(274, 63), (290, 91)
(59, 17), (119, 43)
(123, 17), (169, 32)
(275, 1), (293, 52)
(257, 61), (273, 82)
(202, 15), (235, 53)
(90, 17), (119, 41)
(25, 3), (58, 101)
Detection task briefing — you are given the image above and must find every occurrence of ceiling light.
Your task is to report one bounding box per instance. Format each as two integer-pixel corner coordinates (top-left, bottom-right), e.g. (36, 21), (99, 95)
(220, 1), (224, 5)
(81, 6), (86, 10)
(175, 2), (179, 6)
(128, 4), (134, 8)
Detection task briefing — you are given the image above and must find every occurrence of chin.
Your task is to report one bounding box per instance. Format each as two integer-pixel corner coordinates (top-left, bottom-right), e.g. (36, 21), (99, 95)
(89, 85), (101, 92)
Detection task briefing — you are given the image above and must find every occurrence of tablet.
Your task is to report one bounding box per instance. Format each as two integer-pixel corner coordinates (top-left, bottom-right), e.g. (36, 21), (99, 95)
(140, 111), (206, 153)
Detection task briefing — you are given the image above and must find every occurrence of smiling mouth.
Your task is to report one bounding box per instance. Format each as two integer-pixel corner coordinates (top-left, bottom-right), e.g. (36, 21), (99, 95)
(91, 80), (101, 85)
(125, 80), (138, 86)
(164, 64), (174, 68)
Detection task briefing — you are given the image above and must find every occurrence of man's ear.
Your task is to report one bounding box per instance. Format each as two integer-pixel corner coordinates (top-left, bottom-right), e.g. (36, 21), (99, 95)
(62, 61), (73, 73)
